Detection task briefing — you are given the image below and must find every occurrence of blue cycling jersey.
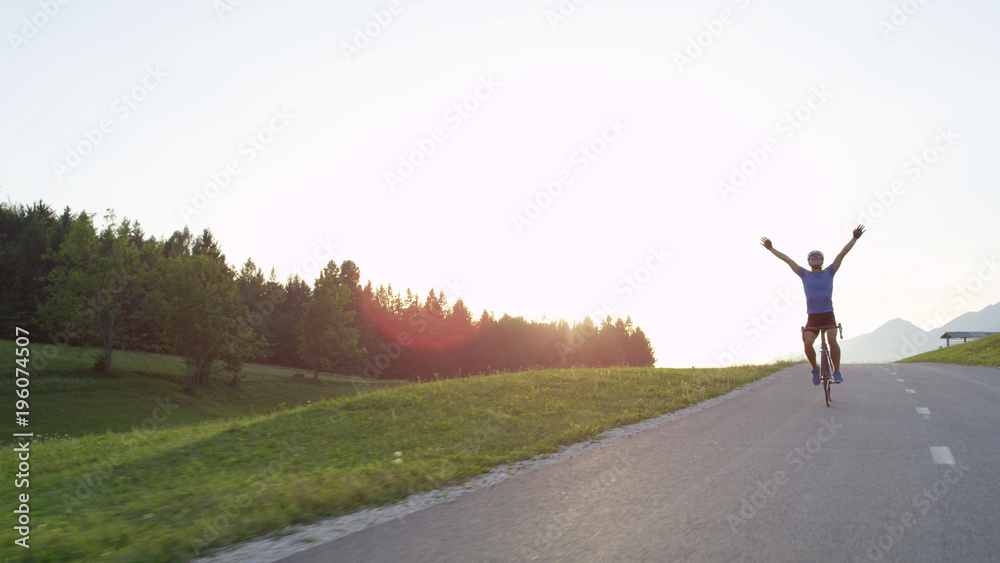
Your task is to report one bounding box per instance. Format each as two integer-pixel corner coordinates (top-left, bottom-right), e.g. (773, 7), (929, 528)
(798, 266), (836, 314)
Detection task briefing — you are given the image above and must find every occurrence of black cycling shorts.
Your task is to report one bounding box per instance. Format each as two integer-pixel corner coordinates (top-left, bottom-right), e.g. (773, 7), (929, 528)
(804, 311), (837, 334)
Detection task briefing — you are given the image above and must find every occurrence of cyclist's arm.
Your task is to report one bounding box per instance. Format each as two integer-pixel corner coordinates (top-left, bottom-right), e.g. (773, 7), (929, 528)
(830, 236), (859, 272)
(831, 224), (865, 272)
(768, 247), (801, 274)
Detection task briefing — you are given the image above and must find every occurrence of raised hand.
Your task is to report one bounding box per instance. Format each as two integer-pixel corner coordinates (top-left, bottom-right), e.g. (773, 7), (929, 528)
(853, 225), (866, 239)
(760, 237), (773, 250)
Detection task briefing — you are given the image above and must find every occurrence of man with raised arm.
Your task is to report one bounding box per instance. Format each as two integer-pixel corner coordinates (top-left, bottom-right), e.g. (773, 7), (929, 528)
(760, 225), (865, 385)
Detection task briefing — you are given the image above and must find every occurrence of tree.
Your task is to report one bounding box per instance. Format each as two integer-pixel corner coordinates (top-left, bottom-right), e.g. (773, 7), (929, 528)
(558, 316), (598, 366)
(298, 261), (366, 379)
(331, 260), (371, 375)
(163, 226), (193, 259)
(593, 316), (628, 367)
(236, 258), (266, 305)
(467, 310), (500, 374)
(266, 274), (310, 367)
(339, 259), (361, 288)
(626, 325), (656, 367)
(120, 234), (169, 352)
(162, 253), (248, 393)
(228, 258), (272, 385)
(219, 319), (266, 389)
(38, 212), (140, 373)
(0, 200), (58, 335)
(192, 228), (226, 265)
(444, 298), (476, 350)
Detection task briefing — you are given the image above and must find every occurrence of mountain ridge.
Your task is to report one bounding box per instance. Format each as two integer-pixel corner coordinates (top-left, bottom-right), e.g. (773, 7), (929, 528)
(842, 302), (1000, 363)
(775, 302), (1000, 364)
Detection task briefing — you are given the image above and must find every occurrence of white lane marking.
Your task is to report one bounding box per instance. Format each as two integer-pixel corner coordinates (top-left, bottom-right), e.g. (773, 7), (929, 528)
(930, 447), (955, 465)
(896, 379), (905, 382)
(905, 389), (916, 394)
(916, 407), (930, 415)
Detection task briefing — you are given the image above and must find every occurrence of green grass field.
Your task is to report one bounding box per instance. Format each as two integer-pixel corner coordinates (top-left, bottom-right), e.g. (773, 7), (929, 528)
(896, 332), (1000, 367)
(0, 340), (400, 445)
(0, 340), (794, 562)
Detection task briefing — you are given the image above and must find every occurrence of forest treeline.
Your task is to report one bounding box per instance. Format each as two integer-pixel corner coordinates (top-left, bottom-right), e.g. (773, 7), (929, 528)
(1, 200), (655, 390)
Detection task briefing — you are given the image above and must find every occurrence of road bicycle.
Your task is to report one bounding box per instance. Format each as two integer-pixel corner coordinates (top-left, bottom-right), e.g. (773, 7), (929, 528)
(802, 324), (842, 407)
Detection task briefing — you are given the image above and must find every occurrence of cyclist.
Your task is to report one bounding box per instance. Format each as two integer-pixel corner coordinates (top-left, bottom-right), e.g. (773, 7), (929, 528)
(760, 225), (865, 385)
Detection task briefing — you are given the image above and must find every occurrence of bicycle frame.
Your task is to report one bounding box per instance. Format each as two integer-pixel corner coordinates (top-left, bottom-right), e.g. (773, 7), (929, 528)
(802, 324), (843, 407)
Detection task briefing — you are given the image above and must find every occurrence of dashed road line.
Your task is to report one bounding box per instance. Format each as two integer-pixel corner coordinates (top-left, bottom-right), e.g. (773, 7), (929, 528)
(930, 446), (955, 465)
(905, 389), (916, 394)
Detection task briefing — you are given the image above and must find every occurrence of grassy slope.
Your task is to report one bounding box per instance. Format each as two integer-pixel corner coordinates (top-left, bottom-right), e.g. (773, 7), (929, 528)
(0, 340), (401, 444)
(0, 339), (794, 561)
(896, 332), (1000, 367)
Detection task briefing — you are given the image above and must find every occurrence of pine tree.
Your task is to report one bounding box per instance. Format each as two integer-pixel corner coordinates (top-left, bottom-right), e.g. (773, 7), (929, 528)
(298, 261), (366, 379)
(627, 326), (656, 367)
(0, 200), (59, 335)
(267, 274), (310, 367)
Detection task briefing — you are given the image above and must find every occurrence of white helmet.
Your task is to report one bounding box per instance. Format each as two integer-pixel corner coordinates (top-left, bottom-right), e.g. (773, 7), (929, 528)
(807, 250), (824, 261)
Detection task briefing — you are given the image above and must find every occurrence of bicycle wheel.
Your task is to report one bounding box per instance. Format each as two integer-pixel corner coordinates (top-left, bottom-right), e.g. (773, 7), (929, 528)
(821, 348), (831, 407)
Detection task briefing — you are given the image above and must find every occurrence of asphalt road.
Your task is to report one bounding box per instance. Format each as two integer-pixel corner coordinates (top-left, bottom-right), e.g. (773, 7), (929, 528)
(277, 363), (1000, 562)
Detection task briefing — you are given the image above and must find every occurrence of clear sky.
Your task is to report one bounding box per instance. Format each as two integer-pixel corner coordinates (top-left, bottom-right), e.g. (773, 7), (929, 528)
(3, 0), (999, 367)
